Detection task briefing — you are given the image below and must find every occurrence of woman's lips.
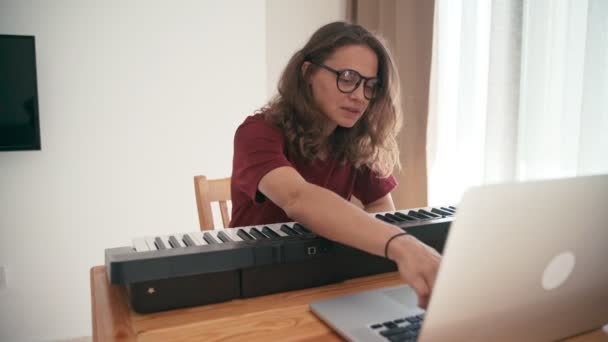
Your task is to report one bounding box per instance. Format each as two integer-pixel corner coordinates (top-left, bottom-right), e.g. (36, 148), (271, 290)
(341, 106), (362, 115)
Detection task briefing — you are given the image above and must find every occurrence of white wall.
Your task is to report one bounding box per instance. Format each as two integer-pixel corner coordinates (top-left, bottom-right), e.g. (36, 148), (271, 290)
(0, 1), (345, 341)
(0, 1), (264, 341)
(266, 0), (348, 97)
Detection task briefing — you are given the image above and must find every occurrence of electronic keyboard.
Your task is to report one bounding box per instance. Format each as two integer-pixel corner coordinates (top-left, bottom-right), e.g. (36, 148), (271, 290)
(105, 206), (455, 313)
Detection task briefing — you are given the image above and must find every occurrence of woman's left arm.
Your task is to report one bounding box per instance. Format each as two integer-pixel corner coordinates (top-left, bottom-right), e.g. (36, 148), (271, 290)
(364, 193), (396, 213)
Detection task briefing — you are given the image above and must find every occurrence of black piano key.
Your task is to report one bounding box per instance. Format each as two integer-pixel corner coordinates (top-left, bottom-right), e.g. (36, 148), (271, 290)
(376, 214), (397, 224)
(418, 209), (440, 218)
(394, 212), (417, 221)
(217, 231), (233, 243)
(182, 234), (196, 247)
(168, 235), (182, 248)
(293, 223), (311, 233)
(449, 206), (457, 210)
(262, 226), (281, 238)
(408, 210), (431, 220)
(291, 223), (310, 235)
(431, 207), (453, 216)
(415, 210), (435, 219)
(237, 229), (255, 240)
(203, 232), (219, 244)
(440, 207), (456, 214)
(385, 213), (406, 222)
(154, 237), (166, 250)
(249, 227), (268, 239)
(280, 224), (299, 236)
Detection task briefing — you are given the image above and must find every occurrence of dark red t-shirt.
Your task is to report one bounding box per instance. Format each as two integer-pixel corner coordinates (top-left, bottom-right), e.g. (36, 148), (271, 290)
(229, 114), (397, 227)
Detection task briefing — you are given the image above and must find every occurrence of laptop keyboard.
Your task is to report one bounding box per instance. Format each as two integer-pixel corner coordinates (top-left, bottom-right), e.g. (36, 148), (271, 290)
(369, 313), (425, 342)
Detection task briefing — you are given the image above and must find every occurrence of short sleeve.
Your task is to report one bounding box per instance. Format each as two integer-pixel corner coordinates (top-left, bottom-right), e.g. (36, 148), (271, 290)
(352, 167), (398, 205)
(231, 116), (293, 203)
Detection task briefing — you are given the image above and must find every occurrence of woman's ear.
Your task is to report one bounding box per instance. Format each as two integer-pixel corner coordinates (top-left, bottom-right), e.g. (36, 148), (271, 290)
(301, 61), (311, 79)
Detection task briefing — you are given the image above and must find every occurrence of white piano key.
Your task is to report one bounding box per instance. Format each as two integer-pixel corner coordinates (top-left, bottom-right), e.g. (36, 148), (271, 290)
(214, 229), (234, 243)
(204, 230), (223, 244)
(240, 227), (260, 240)
(145, 236), (158, 251)
(185, 232), (205, 246)
(265, 223), (289, 237)
(170, 234), (186, 248)
(203, 230), (221, 244)
(212, 230), (223, 239)
(223, 228), (244, 242)
(159, 236), (173, 249)
(238, 227), (258, 240)
(132, 238), (150, 252)
(178, 233), (194, 247)
(190, 231), (208, 245)
(253, 226), (278, 239)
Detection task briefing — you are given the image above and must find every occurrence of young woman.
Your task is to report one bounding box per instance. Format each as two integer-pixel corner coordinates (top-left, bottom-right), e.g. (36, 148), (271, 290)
(230, 21), (440, 308)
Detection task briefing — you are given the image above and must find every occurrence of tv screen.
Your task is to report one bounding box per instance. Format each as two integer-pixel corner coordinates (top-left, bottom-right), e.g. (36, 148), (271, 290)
(0, 34), (41, 151)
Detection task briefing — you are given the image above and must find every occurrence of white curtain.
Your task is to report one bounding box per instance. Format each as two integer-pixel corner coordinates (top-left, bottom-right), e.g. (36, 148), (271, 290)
(427, 0), (608, 205)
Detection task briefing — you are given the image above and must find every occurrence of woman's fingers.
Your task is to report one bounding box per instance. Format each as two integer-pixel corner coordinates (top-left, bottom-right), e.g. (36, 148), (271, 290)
(407, 274), (430, 309)
(424, 250), (441, 292)
(393, 236), (442, 309)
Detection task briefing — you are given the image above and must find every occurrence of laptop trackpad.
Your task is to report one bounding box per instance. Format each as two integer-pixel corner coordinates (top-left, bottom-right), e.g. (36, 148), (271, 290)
(382, 285), (420, 306)
(310, 284), (424, 339)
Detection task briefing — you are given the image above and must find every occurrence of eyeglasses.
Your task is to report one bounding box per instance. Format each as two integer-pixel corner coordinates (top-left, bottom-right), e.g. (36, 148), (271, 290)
(309, 61), (380, 100)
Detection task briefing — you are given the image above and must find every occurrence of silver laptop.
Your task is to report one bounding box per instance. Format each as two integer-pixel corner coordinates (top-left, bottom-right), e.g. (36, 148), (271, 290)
(311, 175), (608, 341)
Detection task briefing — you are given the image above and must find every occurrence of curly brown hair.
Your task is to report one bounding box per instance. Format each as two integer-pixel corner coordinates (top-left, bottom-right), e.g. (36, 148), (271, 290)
(263, 21), (402, 177)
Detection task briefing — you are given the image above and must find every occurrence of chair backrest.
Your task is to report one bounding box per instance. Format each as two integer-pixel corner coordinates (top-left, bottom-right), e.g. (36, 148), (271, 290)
(194, 175), (231, 230)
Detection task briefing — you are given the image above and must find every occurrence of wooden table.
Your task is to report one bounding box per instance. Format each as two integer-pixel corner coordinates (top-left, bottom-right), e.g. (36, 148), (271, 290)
(91, 266), (607, 341)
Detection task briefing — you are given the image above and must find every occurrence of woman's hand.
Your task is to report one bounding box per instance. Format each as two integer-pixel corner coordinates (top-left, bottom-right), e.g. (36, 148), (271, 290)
(387, 235), (442, 309)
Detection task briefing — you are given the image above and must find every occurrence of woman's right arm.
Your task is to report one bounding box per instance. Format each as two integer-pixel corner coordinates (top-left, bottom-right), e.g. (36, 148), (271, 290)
(258, 166), (442, 308)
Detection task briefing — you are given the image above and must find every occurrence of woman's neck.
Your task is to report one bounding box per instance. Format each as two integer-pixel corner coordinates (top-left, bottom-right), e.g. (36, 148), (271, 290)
(318, 118), (337, 161)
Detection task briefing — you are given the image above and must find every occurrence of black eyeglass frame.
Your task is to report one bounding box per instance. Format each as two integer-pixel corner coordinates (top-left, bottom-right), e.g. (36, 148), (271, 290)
(308, 61), (381, 100)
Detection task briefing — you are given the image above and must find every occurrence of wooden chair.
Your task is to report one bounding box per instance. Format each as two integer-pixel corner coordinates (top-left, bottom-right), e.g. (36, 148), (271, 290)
(194, 175), (231, 230)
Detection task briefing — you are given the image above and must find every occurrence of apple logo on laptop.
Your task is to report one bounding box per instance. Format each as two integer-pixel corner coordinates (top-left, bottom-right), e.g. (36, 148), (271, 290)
(542, 251), (576, 290)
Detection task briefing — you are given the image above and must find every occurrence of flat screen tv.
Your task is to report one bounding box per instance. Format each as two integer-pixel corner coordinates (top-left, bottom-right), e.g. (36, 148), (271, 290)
(0, 34), (41, 151)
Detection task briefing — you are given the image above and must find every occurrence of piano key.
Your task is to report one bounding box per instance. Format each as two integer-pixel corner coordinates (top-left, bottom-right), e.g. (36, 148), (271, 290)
(449, 206), (457, 210)
(418, 209), (440, 218)
(211, 230), (226, 243)
(167, 235), (180, 248)
(249, 227), (269, 239)
(265, 224), (289, 237)
(261, 226), (281, 238)
(414, 210), (434, 219)
(217, 230), (233, 243)
(291, 223), (310, 235)
(440, 207), (456, 214)
(237, 228), (255, 241)
(168, 235), (183, 248)
(431, 207), (453, 216)
(222, 228), (245, 242)
(154, 237), (167, 250)
(394, 212), (417, 221)
(161, 236), (174, 249)
(376, 214), (397, 224)
(408, 210), (431, 220)
(182, 234), (197, 247)
(178, 234), (190, 246)
(145, 236), (158, 250)
(189, 232), (207, 245)
(293, 223), (311, 233)
(203, 232), (219, 244)
(280, 224), (299, 236)
(385, 213), (406, 222)
(132, 238), (150, 252)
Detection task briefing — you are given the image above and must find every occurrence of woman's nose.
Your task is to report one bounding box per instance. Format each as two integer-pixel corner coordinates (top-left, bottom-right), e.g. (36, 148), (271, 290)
(348, 82), (367, 102)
